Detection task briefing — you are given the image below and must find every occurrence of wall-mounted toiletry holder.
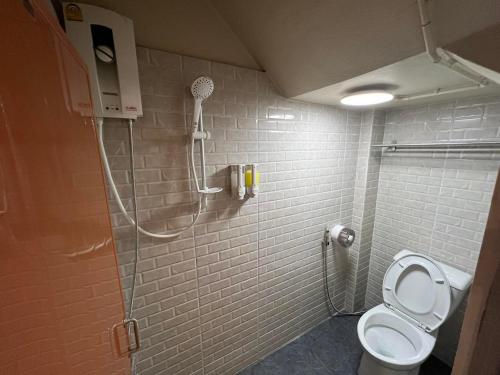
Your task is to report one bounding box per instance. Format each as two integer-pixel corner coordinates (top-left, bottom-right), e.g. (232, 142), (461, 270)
(231, 164), (260, 200)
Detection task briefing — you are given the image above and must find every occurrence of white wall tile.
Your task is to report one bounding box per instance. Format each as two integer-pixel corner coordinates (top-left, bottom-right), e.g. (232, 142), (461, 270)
(366, 97), (500, 365)
(104, 46), (364, 375)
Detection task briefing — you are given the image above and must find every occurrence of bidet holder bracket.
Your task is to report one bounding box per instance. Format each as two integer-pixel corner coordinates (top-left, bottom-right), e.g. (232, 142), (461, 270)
(324, 225), (355, 248)
(331, 224), (355, 248)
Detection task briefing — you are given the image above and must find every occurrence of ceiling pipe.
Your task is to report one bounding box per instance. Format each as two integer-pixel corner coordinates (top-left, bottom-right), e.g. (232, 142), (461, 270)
(397, 83), (483, 101)
(416, 0), (491, 87)
(436, 48), (490, 86)
(417, 0), (440, 63)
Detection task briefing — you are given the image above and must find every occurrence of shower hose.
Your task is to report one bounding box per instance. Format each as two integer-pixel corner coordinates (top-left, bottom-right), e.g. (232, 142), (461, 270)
(96, 119), (203, 240)
(97, 118), (205, 374)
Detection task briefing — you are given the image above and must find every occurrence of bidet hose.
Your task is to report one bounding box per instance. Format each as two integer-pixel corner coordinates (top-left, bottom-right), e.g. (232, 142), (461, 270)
(96, 118), (202, 239)
(321, 239), (366, 317)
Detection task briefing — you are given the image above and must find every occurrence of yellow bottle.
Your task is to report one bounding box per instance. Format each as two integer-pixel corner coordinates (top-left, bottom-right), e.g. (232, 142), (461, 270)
(245, 164), (260, 197)
(245, 169), (260, 187)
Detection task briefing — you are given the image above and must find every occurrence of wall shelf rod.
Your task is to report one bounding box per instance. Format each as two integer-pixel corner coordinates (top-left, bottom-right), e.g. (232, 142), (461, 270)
(372, 141), (500, 152)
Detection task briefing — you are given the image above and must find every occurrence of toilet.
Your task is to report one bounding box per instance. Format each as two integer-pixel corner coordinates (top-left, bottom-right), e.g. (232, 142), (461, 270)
(357, 250), (472, 375)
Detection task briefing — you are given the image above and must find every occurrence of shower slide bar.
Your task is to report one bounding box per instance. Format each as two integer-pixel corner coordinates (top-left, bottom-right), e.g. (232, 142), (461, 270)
(372, 141), (500, 152)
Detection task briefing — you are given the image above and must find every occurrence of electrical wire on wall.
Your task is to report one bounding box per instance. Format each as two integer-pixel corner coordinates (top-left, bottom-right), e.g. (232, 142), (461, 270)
(127, 119), (140, 374)
(95, 76), (222, 375)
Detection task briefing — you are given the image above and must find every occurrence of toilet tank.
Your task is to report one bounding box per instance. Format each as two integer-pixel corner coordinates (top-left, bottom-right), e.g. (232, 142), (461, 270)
(393, 250), (473, 316)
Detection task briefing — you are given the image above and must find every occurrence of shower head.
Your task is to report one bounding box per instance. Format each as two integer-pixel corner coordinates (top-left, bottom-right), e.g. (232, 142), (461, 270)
(191, 76), (214, 100)
(191, 76), (214, 132)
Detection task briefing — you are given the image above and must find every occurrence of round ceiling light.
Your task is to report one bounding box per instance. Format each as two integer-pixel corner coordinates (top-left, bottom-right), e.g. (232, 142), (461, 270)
(340, 91), (394, 106)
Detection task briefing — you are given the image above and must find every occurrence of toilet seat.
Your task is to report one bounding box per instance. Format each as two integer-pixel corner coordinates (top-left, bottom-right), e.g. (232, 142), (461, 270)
(357, 250), (471, 375)
(383, 253), (451, 332)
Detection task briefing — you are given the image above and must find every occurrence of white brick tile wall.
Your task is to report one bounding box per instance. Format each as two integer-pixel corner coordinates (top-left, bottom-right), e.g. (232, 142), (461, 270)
(345, 110), (385, 312)
(104, 47), (363, 374)
(104, 45), (500, 373)
(366, 97), (500, 365)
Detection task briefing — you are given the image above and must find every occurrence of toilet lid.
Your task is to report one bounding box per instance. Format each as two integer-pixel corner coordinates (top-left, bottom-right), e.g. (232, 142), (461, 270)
(383, 253), (451, 332)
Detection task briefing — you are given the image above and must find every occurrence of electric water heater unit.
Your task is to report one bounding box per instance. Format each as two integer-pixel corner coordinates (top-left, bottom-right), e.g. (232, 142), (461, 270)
(63, 2), (142, 119)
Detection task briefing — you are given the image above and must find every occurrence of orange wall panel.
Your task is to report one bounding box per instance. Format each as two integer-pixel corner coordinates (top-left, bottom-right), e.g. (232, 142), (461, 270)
(0, 1), (130, 374)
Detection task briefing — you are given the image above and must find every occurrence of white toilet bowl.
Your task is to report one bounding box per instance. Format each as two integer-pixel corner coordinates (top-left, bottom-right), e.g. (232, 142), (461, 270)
(357, 304), (436, 375)
(357, 250), (472, 375)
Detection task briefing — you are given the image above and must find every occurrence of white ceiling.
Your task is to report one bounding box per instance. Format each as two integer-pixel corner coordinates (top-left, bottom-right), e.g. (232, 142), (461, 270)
(73, 0), (261, 70)
(295, 52), (500, 108)
(211, 0), (500, 98)
(68, 0), (500, 107)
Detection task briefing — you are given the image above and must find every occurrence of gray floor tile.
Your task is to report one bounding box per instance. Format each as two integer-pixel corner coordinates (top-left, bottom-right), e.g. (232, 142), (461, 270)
(238, 316), (451, 375)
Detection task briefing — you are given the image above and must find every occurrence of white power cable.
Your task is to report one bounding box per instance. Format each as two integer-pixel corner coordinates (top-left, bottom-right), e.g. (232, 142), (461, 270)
(126, 119), (139, 375)
(96, 118), (202, 239)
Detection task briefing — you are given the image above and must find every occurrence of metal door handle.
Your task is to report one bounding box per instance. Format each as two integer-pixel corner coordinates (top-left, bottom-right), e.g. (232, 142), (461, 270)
(123, 318), (141, 353)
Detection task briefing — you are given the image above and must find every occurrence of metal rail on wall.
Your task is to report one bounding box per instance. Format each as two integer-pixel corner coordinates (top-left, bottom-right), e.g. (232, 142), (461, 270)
(372, 141), (500, 153)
